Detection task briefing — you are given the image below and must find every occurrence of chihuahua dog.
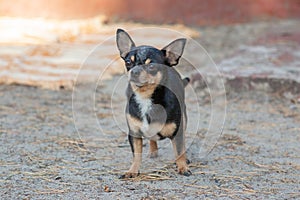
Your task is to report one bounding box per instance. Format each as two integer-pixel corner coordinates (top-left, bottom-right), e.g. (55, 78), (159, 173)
(116, 29), (191, 178)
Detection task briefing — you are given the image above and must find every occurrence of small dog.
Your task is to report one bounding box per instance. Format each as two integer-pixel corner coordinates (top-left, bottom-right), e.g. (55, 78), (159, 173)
(116, 29), (191, 178)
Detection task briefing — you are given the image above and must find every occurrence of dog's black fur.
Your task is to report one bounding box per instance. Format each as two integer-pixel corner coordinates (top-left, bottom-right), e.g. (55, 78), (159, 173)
(116, 29), (191, 178)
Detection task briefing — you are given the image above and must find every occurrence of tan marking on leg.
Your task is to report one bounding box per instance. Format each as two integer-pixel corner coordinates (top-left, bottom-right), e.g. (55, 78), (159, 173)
(160, 122), (177, 138)
(175, 152), (189, 175)
(146, 122), (164, 137)
(145, 122), (176, 138)
(126, 114), (142, 133)
(172, 138), (191, 176)
(125, 137), (143, 178)
(149, 140), (158, 158)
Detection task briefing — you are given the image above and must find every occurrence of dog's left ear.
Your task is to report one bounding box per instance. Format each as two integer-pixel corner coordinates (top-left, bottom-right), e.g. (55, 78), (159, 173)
(161, 38), (186, 66)
(116, 29), (136, 59)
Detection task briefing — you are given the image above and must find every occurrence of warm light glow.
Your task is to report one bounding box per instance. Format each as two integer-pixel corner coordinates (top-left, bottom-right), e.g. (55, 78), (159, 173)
(0, 16), (199, 89)
(0, 16), (109, 45)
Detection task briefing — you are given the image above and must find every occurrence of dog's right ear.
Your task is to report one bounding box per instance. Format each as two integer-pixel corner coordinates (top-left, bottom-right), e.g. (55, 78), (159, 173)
(116, 29), (136, 59)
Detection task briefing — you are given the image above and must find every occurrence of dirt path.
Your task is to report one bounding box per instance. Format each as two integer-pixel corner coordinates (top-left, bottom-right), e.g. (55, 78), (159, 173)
(0, 83), (299, 199)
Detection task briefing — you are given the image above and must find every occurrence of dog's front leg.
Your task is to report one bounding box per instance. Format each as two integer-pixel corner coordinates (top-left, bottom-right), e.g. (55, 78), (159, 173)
(120, 134), (143, 178)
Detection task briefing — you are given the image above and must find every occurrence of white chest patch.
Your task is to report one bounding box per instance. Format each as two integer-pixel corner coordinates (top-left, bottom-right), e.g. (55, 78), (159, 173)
(134, 94), (152, 136)
(135, 94), (152, 118)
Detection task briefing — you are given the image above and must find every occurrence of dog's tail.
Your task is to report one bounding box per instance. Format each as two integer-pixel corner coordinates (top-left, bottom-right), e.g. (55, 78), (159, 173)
(182, 77), (190, 87)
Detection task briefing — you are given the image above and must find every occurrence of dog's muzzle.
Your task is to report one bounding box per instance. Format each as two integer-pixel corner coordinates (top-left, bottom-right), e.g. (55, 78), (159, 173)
(129, 66), (148, 87)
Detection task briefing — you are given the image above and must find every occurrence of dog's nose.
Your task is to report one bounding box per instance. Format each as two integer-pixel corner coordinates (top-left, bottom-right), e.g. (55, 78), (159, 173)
(131, 67), (141, 77)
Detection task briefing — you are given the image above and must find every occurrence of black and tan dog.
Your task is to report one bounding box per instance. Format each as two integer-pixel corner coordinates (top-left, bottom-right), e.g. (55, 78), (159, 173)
(116, 29), (191, 178)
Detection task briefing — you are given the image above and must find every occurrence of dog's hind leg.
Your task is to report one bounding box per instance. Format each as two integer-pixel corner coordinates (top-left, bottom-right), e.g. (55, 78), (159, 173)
(149, 140), (158, 158)
(171, 128), (191, 176)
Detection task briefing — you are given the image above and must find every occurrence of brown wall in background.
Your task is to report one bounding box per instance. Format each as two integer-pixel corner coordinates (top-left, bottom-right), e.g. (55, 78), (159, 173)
(0, 0), (299, 25)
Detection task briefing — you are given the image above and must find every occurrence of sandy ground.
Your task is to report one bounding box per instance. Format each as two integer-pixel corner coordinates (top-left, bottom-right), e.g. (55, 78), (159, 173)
(0, 83), (300, 199)
(0, 19), (300, 199)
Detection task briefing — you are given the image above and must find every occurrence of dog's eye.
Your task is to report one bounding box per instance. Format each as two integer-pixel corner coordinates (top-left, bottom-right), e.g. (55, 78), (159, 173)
(125, 60), (131, 66)
(148, 64), (155, 71)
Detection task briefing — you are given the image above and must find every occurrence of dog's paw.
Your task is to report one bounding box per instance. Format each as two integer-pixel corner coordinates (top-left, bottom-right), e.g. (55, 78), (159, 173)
(177, 163), (192, 176)
(178, 168), (192, 176)
(119, 171), (140, 179)
(176, 158), (192, 176)
(148, 151), (158, 158)
(182, 169), (192, 176)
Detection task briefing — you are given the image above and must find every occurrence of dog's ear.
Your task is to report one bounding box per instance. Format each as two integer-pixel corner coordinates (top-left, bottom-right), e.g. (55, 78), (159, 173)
(161, 38), (186, 66)
(116, 29), (136, 59)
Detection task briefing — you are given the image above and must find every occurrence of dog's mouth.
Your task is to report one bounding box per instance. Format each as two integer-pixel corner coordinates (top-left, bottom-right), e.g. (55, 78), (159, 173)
(130, 81), (148, 88)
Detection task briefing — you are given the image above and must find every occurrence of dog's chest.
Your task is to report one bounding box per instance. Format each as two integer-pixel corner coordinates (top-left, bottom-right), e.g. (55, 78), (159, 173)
(134, 94), (156, 137)
(135, 94), (152, 118)
(128, 92), (177, 140)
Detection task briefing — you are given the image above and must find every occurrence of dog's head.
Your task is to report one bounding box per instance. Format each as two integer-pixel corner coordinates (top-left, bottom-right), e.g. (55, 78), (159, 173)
(128, 63), (167, 94)
(116, 29), (186, 71)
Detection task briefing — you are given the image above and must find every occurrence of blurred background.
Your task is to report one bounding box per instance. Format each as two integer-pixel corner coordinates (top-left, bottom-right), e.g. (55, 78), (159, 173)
(1, 0), (299, 24)
(0, 0), (299, 89)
